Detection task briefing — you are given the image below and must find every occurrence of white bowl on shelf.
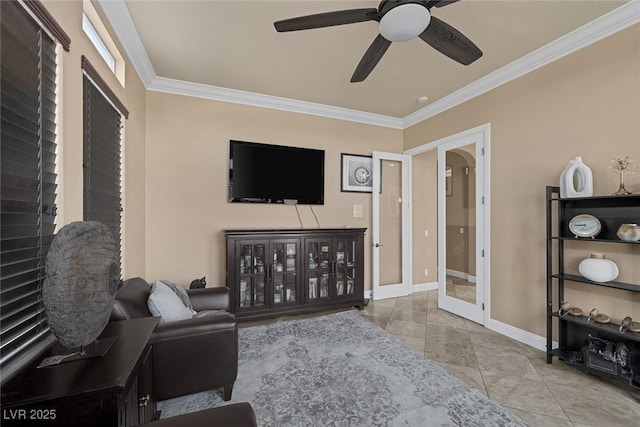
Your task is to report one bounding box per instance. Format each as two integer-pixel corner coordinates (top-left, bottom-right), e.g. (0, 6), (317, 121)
(578, 253), (619, 282)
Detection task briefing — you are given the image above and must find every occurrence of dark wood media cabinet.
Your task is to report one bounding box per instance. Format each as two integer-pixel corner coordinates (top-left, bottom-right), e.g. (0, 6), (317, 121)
(226, 228), (367, 321)
(1, 317), (159, 426)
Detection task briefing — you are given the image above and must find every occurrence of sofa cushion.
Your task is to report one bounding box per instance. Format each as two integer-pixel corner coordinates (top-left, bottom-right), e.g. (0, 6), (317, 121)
(147, 281), (193, 323)
(155, 280), (194, 312)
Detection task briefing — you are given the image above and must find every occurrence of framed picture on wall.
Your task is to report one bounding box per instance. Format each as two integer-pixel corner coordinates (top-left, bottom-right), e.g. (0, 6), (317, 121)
(341, 153), (373, 192)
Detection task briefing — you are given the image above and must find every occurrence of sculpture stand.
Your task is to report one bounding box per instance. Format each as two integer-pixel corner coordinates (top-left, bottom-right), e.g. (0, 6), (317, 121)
(37, 336), (117, 368)
(613, 171), (632, 196)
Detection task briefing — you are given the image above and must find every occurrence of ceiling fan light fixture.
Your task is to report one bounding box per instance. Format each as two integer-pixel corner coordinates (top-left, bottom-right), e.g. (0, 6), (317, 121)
(379, 3), (431, 42)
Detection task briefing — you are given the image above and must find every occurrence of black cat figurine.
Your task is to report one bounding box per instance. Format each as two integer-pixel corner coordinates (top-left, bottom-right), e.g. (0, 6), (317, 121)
(189, 276), (206, 289)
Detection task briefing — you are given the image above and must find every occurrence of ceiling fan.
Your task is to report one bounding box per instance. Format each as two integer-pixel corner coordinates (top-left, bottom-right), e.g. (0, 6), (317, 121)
(274, 0), (482, 83)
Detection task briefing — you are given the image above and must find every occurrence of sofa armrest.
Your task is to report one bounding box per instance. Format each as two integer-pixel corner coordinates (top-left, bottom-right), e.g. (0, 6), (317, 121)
(150, 312), (238, 401)
(152, 312), (235, 343)
(187, 286), (230, 312)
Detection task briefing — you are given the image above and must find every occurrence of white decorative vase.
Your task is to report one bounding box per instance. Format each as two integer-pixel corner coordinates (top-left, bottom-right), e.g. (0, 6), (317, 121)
(616, 224), (640, 242)
(578, 253), (619, 282)
(560, 156), (593, 198)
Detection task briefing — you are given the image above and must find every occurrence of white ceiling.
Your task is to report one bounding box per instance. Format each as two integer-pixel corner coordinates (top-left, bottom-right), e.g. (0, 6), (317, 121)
(102, 1), (635, 125)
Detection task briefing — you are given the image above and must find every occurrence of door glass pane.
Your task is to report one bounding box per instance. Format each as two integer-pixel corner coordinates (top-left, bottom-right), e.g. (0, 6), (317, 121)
(308, 274), (318, 299)
(273, 243), (284, 273)
(286, 243), (296, 271)
(308, 242), (318, 270)
(240, 244), (252, 274)
(336, 241), (345, 268)
(254, 244), (265, 274)
(336, 273), (344, 295)
(347, 269), (355, 294)
(285, 274), (296, 302)
(320, 273), (329, 298)
(273, 275), (283, 304)
(346, 241), (355, 267)
(240, 278), (250, 307)
(445, 145), (476, 304)
(254, 276), (265, 306)
(380, 159), (403, 286)
(319, 242), (330, 269)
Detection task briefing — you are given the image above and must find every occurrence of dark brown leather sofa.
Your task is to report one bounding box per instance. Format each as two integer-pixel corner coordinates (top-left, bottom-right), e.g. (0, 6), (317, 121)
(110, 278), (238, 401)
(141, 403), (257, 427)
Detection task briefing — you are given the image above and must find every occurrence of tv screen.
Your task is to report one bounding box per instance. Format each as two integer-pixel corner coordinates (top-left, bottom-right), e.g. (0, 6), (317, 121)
(229, 140), (325, 205)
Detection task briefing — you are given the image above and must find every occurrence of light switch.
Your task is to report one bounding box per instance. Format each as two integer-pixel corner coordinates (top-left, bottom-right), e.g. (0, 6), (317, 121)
(353, 204), (363, 218)
(460, 227), (464, 234)
(424, 229), (429, 237)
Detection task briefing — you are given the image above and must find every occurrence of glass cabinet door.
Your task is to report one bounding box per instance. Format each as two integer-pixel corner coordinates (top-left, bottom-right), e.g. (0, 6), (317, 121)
(306, 239), (332, 301)
(272, 241), (298, 305)
(284, 242), (297, 303)
(237, 242), (266, 308)
(335, 239), (357, 296)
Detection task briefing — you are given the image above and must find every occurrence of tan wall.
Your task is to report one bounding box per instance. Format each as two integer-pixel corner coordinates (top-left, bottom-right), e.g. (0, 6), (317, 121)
(44, 0), (147, 277)
(412, 151), (438, 284)
(405, 25), (640, 337)
(144, 92), (403, 287)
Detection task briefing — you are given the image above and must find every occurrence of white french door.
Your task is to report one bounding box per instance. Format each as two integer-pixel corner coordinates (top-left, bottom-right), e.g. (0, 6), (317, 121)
(437, 127), (489, 325)
(372, 151), (411, 300)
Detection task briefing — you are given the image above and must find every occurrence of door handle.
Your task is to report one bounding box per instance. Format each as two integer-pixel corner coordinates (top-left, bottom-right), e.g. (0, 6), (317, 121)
(374, 243), (383, 247)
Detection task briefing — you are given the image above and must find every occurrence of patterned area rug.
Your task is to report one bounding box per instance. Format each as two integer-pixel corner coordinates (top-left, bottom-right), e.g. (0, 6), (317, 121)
(158, 310), (527, 426)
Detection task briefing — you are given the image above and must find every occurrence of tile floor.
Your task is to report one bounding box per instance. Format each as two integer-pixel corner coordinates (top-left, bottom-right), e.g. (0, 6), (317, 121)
(361, 290), (640, 427)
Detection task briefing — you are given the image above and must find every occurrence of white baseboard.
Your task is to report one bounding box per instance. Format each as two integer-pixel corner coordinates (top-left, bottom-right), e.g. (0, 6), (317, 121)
(486, 318), (558, 352)
(412, 282), (438, 292)
(446, 269), (475, 283)
(364, 282), (436, 300)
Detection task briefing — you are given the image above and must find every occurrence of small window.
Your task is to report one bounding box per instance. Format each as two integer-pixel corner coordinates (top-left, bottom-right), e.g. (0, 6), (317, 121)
(83, 13), (115, 72)
(82, 0), (124, 86)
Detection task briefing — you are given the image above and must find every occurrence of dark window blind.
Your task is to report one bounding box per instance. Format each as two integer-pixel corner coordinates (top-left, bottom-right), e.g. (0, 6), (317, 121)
(83, 75), (122, 270)
(1, 1), (58, 368)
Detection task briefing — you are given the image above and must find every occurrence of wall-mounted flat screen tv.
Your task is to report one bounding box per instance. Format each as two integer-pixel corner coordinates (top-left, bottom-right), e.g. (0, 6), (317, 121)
(229, 140), (325, 205)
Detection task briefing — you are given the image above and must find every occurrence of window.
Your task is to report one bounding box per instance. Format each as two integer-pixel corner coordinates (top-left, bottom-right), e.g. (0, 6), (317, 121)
(82, 58), (128, 273)
(82, 13), (115, 72)
(82, 0), (125, 86)
(0, 0), (69, 380)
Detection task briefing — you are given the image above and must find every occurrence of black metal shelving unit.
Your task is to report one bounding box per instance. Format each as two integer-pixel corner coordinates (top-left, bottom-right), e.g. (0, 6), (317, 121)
(546, 186), (640, 390)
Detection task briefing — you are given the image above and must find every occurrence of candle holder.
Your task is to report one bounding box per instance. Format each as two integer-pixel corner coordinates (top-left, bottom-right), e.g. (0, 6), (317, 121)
(609, 156), (635, 196)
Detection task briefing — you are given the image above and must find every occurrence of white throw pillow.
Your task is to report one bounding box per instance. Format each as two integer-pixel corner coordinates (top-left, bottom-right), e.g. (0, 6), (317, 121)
(147, 280), (193, 323)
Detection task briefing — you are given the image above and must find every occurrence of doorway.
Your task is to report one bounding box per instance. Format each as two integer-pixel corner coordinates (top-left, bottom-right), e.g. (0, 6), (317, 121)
(371, 151), (412, 300)
(405, 124), (490, 325)
(437, 126), (488, 324)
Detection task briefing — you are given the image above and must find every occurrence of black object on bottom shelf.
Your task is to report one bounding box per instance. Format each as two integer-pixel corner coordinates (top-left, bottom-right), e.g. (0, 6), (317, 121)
(553, 343), (639, 390)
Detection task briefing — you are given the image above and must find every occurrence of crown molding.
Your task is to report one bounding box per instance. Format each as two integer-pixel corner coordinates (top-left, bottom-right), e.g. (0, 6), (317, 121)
(402, 1), (640, 128)
(96, 0), (156, 87)
(99, 0), (638, 130)
(148, 77), (404, 129)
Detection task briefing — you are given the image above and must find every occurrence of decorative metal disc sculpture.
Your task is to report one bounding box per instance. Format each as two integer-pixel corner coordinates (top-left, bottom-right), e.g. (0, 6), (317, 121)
(43, 221), (119, 354)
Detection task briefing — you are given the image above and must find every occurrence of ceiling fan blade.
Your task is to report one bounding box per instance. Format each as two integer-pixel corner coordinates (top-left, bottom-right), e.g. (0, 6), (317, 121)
(274, 8), (379, 32)
(351, 34), (392, 83)
(418, 16), (482, 65)
(427, 0), (461, 8)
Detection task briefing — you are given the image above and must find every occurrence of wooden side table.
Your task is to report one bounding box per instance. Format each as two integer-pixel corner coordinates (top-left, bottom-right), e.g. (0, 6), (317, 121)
(1, 317), (159, 426)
